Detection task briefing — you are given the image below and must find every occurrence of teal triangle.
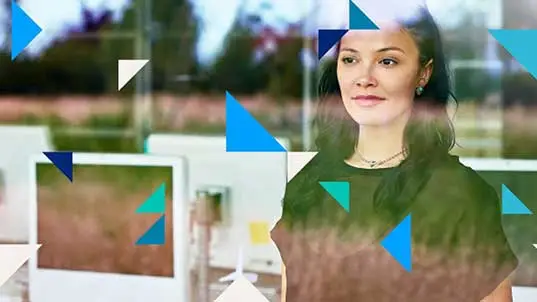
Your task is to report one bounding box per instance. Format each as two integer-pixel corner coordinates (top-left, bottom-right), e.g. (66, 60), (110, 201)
(489, 29), (537, 80)
(349, 0), (378, 30)
(136, 183), (166, 214)
(381, 213), (412, 272)
(136, 215), (165, 245)
(502, 184), (532, 215)
(143, 138), (149, 153)
(319, 181), (350, 212)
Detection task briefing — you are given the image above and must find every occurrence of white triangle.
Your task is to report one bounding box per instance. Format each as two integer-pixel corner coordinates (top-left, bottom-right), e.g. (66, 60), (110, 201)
(215, 276), (269, 302)
(118, 59), (149, 91)
(287, 152), (317, 182)
(533, 244), (537, 249)
(0, 244), (41, 287)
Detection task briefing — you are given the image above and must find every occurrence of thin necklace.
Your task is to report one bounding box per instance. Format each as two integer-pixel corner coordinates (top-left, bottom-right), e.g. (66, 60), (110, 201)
(357, 149), (407, 168)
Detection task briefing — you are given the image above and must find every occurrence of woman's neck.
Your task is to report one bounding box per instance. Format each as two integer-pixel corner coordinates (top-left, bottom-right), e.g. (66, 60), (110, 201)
(347, 123), (408, 169)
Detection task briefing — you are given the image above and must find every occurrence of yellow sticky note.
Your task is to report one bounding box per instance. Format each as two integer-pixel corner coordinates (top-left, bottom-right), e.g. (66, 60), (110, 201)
(249, 221), (270, 245)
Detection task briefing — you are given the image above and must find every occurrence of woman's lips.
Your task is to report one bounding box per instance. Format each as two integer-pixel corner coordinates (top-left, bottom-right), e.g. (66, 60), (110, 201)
(351, 95), (386, 107)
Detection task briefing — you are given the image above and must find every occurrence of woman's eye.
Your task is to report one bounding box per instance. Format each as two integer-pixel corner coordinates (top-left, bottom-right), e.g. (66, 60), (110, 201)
(341, 57), (356, 64)
(380, 58), (398, 66)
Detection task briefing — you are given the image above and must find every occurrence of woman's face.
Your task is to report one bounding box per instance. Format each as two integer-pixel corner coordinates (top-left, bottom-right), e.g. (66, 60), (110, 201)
(336, 27), (432, 127)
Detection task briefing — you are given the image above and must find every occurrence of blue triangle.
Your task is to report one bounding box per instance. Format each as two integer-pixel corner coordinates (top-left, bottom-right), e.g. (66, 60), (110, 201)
(381, 213), (412, 272)
(318, 29), (348, 59)
(502, 184), (532, 215)
(319, 181), (350, 212)
(136, 215), (166, 245)
(43, 151), (73, 182)
(489, 29), (537, 80)
(349, 0), (378, 30)
(11, 1), (42, 60)
(136, 183), (166, 214)
(225, 91), (286, 152)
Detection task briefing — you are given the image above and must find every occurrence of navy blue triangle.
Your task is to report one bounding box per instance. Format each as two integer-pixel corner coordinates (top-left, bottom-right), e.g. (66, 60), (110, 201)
(136, 215), (166, 245)
(318, 29), (348, 59)
(348, 0), (378, 30)
(43, 151), (73, 182)
(225, 91), (286, 152)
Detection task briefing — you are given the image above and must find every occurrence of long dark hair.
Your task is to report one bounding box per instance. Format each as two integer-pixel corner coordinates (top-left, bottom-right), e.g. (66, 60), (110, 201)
(290, 7), (458, 227)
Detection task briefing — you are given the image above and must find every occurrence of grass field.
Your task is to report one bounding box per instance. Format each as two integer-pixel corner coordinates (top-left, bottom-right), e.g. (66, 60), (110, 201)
(0, 94), (517, 157)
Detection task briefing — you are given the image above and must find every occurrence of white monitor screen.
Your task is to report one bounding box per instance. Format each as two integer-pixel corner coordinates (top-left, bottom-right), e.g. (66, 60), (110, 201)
(29, 153), (189, 302)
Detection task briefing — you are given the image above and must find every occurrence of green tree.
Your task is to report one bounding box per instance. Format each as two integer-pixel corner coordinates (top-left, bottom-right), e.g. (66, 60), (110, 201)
(207, 21), (270, 94)
(99, 0), (199, 93)
(151, 0), (199, 92)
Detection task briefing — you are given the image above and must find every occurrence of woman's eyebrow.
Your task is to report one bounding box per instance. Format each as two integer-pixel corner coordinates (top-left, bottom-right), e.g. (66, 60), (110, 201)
(339, 47), (358, 53)
(339, 46), (405, 54)
(377, 46), (405, 53)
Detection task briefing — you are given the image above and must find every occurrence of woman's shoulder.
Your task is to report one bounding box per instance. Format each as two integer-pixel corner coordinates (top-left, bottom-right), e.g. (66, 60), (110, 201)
(427, 154), (499, 203)
(414, 154), (505, 233)
(281, 152), (343, 212)
(422, 155), (517, 262)
(286, 151), (334, 186)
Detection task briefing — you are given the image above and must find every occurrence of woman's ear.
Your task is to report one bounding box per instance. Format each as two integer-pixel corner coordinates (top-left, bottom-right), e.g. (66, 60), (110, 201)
(418, 59), (434, 87)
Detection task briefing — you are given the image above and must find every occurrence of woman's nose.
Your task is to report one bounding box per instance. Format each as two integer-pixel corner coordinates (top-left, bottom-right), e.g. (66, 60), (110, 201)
(352, 66), (378, 87)
(354, 76), (376, 87)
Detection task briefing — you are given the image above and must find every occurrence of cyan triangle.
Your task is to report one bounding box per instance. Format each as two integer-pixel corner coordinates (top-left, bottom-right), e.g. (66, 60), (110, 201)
(136, 215), (165, 245)
(502, 184), (532, 215)
(225, 91), (286, 152)
(136, 183), (166, 214)
(349, 0), (378, 30)
(318, 29), (348, 59)
(43, 151), (73, 182)
(381, 213), (412, 272)
(143, 138), (149, 153)
(489, 29), (537, 80)
(11, 0), (42, 60)
(319, 181), (350, 212)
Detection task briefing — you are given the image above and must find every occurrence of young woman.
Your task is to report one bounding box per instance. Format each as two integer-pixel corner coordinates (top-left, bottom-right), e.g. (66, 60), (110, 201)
(271, 6), (518, 302)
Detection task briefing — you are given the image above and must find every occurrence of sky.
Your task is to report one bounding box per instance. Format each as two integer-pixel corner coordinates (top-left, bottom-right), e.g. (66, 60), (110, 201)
(0, 0), (502, 63)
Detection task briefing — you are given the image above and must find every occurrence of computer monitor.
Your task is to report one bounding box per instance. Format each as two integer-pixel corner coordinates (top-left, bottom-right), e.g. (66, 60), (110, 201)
(28, 153), (190, 302)
(0, 126), (52, 243)
(460, 157), (537, 301)
(147, 134), (288, 275)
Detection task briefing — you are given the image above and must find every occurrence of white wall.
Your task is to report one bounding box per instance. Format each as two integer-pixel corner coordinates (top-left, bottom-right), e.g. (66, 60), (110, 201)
(147, 134), (289, 275)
